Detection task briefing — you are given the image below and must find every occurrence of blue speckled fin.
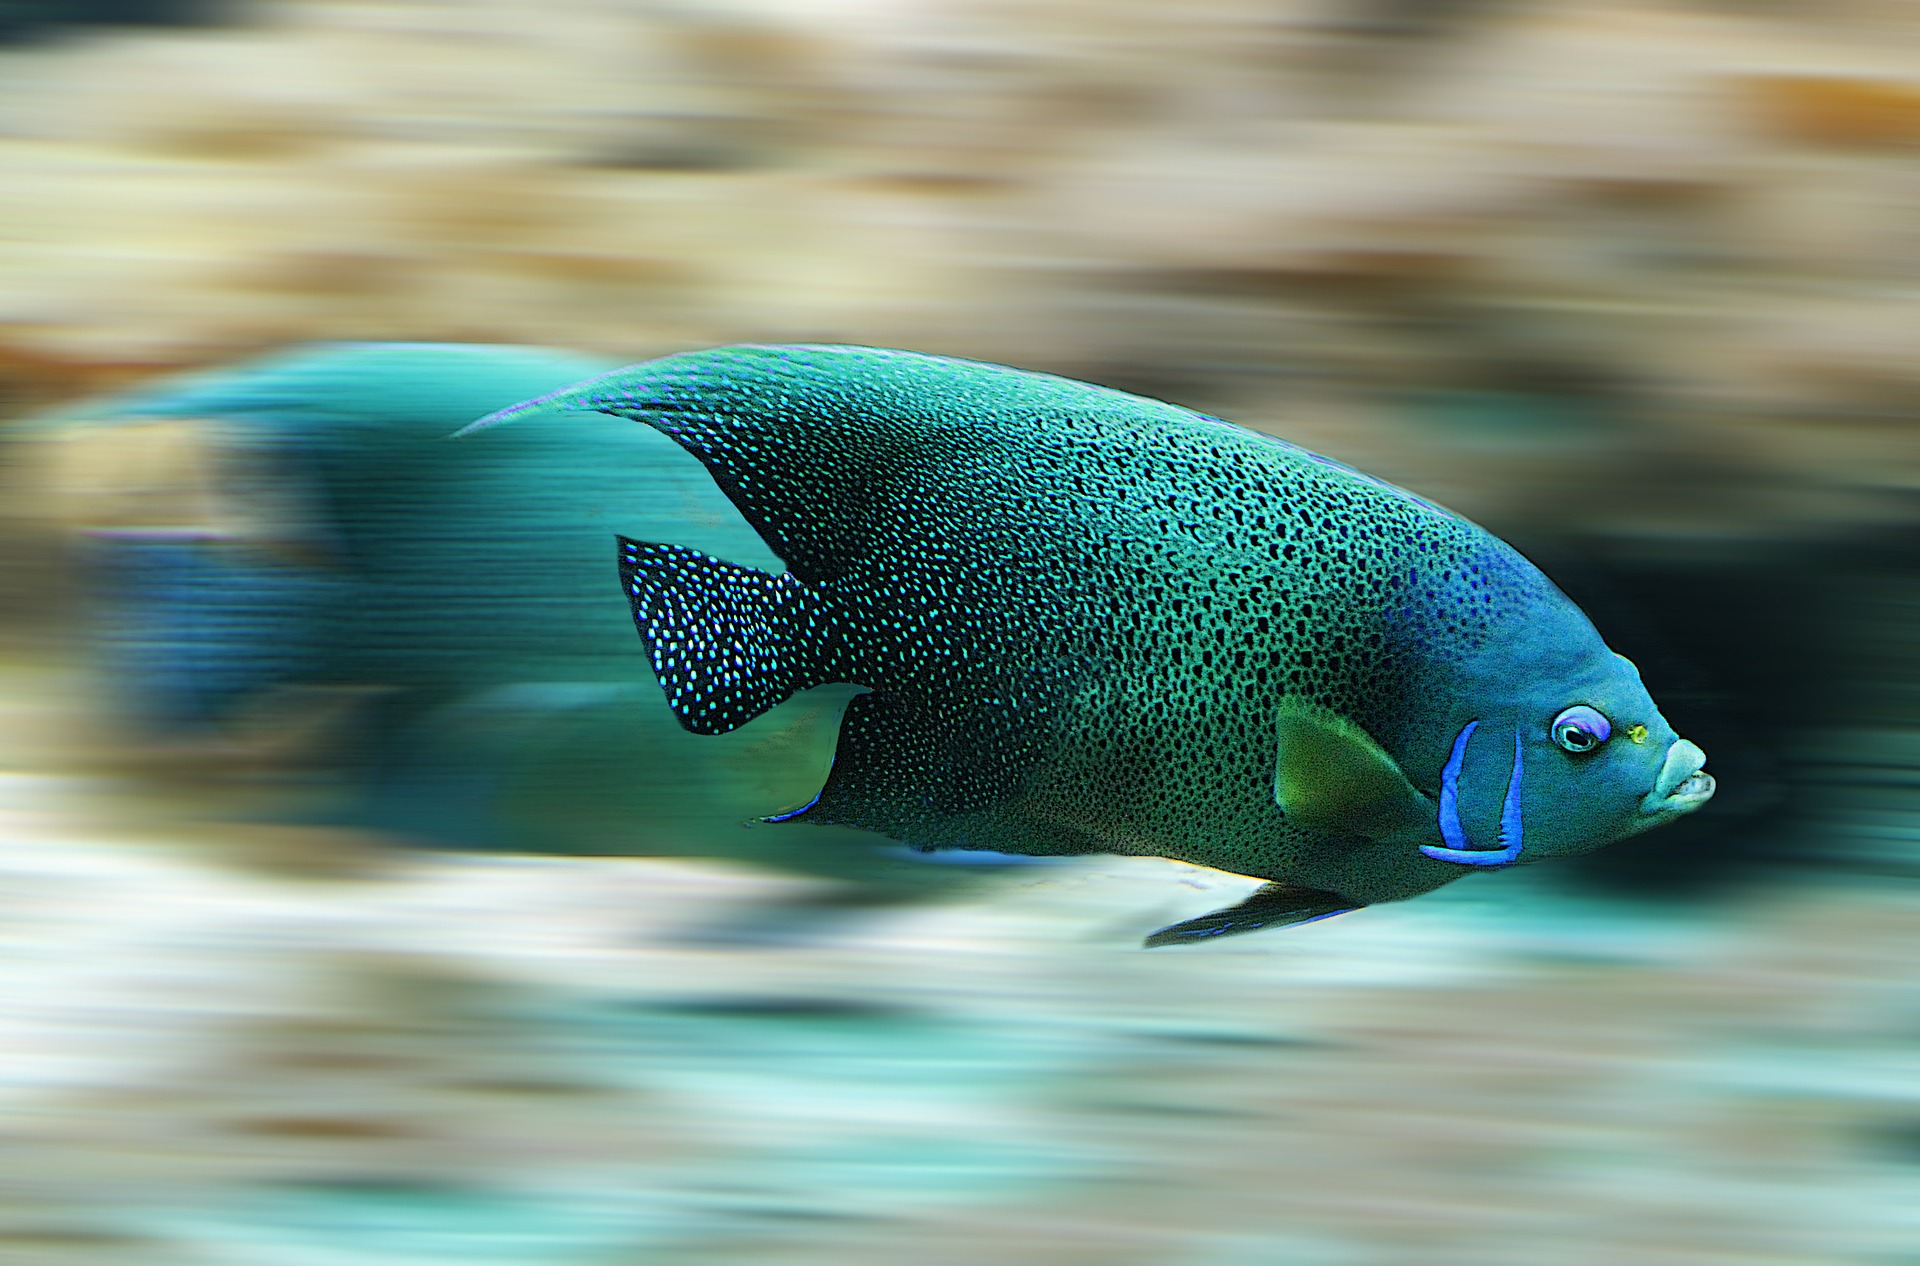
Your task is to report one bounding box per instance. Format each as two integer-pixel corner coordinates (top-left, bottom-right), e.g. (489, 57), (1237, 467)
(1273, 696), (1434, 840)
(617, 535), (839, 736)
(1144, 883), (1358, 948)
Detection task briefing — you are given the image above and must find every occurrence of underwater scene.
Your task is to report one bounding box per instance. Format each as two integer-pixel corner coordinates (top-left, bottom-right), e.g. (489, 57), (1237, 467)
(2, 2), (1919, 1263)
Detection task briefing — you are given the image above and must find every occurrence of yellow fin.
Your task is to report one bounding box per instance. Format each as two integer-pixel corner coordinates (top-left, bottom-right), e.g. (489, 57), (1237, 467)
(1274, 697), (1433, 839)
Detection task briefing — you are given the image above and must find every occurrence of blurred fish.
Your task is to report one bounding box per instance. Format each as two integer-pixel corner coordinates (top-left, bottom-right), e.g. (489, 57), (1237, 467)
(56, 342), (983, 900)
(476, 344), (1719, 945)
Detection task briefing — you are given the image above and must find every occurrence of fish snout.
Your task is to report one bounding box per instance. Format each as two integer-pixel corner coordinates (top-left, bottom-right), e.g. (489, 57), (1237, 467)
(1640, 738), (1715, 816)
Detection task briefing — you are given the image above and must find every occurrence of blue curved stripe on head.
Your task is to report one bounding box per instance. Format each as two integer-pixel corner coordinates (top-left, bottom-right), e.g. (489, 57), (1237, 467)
(1421, 723), (1525, 867)
(1497, 730), (1524, 855)
(1437, 720), (1477, 851)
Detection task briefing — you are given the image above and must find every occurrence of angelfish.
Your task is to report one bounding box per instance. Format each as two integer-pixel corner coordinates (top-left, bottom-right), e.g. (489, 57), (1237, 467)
(470, 345), (1717, 945)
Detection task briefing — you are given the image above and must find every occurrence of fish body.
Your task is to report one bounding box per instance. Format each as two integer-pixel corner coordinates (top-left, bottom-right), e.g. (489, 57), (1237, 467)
(483, 344), (1717, 942)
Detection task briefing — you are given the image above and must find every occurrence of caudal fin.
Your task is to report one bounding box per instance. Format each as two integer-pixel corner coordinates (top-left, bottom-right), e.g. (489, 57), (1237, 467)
(617, 535), (837, 735)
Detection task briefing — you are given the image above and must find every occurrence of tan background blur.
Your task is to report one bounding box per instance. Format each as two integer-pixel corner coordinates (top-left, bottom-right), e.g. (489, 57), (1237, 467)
(1, 3), (1918, 1264)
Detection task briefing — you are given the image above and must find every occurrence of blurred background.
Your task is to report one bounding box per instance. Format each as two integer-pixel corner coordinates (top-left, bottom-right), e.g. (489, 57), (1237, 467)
(2, 1), (1919, 1262)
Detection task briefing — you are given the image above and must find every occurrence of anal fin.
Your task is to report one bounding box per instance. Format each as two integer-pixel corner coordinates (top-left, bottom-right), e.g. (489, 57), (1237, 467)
(1144, 883), (1358, 948)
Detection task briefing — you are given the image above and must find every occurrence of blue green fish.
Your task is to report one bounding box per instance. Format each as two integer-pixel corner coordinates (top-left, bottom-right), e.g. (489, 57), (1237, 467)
(476, 345), (1717, 945)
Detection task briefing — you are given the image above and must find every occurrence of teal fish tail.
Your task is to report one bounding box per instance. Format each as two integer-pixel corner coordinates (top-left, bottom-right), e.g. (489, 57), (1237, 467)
(617, 536), (838, 736)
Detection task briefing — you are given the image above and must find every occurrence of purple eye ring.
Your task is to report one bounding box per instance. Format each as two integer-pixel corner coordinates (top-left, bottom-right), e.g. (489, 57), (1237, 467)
(1551, 705), (1611, 753)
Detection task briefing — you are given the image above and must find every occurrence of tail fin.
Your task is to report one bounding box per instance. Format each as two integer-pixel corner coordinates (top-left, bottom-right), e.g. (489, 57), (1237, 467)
(617, 536), (836, 735)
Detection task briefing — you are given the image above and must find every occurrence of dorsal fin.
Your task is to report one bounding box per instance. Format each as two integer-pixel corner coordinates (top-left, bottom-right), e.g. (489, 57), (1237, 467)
(476, 345), (1198, 586)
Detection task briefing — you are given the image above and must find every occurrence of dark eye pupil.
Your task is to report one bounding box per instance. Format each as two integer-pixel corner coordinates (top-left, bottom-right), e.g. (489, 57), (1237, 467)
(1551, 704), (1612, 752)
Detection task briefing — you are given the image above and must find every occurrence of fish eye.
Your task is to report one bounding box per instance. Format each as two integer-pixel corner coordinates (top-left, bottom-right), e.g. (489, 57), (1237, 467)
(1551, 705), (1612, 753)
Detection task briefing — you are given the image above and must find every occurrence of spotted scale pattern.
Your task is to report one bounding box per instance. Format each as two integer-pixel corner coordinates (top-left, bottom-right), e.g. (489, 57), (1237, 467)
(544, 345), (1526, 888)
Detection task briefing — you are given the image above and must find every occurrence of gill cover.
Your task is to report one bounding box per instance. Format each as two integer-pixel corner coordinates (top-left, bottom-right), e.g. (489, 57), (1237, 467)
(1420, 721), (1524, 867)
(1272, 698), (1524, 867)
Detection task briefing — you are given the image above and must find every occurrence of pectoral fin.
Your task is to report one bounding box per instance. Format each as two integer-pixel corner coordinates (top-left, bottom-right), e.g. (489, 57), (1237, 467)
(1144, 882), (1358, 948)
(1274, 696), (1434, 839)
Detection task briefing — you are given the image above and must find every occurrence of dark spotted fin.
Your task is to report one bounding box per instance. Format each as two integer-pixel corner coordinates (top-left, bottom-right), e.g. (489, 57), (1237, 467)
(618, 536), (844, 736)
(482, 343), (1193, 587)
(1144, 883), (1358, 948)
(1274, 696), (1434, 840)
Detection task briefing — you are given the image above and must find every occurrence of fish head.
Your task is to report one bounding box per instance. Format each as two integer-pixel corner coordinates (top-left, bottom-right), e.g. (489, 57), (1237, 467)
(1275, 550), (1715, 870)
(1398, 579), (1716, 863)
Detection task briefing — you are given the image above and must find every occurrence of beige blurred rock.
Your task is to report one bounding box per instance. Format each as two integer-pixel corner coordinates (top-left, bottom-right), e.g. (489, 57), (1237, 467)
(2, 0), (1920, 532)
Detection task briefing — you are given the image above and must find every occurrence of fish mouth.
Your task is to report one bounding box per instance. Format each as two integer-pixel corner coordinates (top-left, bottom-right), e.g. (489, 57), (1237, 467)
(1640, 738), (1715, 816)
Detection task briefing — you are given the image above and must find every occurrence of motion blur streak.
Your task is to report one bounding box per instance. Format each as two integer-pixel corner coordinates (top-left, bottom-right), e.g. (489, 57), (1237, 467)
(0, 2), (1918, 1263)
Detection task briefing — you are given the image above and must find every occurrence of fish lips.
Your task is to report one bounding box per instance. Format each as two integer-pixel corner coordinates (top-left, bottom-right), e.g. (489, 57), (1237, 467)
(1639, 738), (1716, 817)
